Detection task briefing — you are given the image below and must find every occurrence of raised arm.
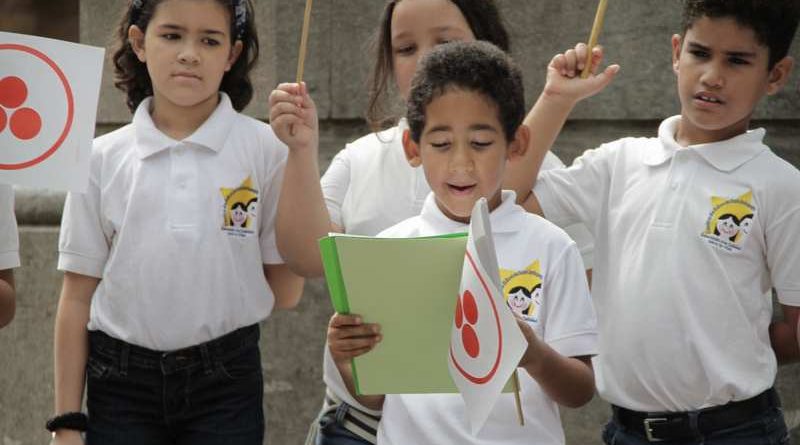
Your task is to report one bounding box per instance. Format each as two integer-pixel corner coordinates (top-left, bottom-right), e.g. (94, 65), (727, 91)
(270, 82), (334, 278)
(504, 43), (619, 209)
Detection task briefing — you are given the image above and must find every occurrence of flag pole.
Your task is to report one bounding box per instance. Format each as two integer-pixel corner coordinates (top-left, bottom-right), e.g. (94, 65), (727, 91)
(513, 370), (524, 425)
(581, 0), (609, 79)
(291, 0), (313, 136)
(296, 0), (314, 84)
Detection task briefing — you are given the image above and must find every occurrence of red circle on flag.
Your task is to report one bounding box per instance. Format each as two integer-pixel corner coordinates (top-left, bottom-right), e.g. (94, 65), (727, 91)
(449, 250), (503, 384)
(0, 44), (74, 170)
(462, 324), (480, 358)
(0, 76), (28, 109)
(463, 290), (478, 325)
(455, 296), (464, 329)
(10, 107), (42, 140)
(0, 107), (6, 133)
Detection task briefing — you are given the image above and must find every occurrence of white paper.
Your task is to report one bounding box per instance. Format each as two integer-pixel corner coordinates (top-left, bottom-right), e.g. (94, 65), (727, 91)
(447, 198), (528, 434)
(0, 32), (104, 192)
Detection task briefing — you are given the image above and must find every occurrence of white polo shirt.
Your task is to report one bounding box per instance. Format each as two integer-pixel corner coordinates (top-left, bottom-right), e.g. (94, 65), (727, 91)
(320, 124), (596, 416)
(534, 115), (800, 412)
(58, 93), (287, 351)
(0, 185), (20, 270)
(376, 191), (598, 445)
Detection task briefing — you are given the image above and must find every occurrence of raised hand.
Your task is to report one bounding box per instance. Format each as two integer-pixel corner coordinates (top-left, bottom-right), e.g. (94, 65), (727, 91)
(268, 82), (319, 153)
(543, 43), (620, 105)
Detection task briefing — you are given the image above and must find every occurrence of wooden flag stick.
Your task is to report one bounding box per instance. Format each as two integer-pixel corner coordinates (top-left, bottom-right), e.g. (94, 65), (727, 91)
(581, 0), (609, 78)
(513, 370), (524, 426)
(296, 0), (314, 84)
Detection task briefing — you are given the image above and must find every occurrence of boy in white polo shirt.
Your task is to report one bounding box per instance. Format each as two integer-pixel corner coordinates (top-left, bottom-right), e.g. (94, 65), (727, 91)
(0, 184), (19, 328)
(524, 1), (800, 443)
(326, 41), (598, 445)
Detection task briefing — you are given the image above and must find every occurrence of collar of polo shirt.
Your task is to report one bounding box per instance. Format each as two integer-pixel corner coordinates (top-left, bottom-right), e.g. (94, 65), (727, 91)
(417, 190), (525, 235)
(643, 115), (767, 172)
(133, 93), (237, 159)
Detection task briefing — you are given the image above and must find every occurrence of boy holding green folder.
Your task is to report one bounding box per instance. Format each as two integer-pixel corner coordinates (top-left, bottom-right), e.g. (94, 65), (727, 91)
(326, 41), (599, 444)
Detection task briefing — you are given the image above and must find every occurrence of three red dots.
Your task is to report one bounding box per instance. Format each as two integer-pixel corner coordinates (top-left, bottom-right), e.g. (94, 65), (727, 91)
(455, 290), (481, 358)
(0, 76), (43, 141)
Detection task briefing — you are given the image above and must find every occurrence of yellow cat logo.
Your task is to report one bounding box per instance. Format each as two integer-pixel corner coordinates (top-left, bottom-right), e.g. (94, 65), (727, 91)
(221, 176), (259, 230)
(500, 260), (542, 321)
(703, 191), (755, 245)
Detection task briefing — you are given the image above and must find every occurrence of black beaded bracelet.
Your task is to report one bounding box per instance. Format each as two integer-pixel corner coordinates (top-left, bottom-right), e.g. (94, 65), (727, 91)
(45, 412), (88, 432)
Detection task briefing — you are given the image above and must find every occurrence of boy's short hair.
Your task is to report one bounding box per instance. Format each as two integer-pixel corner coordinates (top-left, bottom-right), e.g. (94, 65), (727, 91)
(406, 41), (525, 143)
(681, 0), (800, 69)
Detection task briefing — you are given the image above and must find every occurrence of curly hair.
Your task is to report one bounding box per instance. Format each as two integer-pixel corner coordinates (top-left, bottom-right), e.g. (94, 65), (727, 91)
(112, 0), (259, 112)
(681, 0), (800, 69)
(406, 41), (525, 144)
(366, 0), (510, 131)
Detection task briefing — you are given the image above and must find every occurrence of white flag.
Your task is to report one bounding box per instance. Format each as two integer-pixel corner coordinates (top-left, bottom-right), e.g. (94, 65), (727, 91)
(0, 32), (104, 192)
(447, 198), (527, 434)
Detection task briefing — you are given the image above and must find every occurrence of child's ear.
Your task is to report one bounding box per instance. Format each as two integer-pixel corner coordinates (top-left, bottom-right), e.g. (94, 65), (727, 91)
(128, 25), (147, 63)
(402, 129), (422, 167)
(671, 34), (683, 74)
(507, 125), (530, 161)
(226, 40), (244, 72)
(765, 56), (794, 96)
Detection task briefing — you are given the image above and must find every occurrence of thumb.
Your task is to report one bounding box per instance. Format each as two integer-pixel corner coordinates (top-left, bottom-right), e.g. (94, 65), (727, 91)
(586, 64), (620, 95)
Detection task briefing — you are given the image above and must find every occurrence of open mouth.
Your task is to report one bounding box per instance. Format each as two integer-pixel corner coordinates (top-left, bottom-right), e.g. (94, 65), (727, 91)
(694, 93), (723, 105)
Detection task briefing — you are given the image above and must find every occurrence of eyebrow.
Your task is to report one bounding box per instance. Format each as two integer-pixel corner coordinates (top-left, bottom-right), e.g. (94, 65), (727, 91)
(156, 23), (226, 36)
(425, 124), (500, 135)
(392, 26), (464, 42)
(687, 42), (757, 59)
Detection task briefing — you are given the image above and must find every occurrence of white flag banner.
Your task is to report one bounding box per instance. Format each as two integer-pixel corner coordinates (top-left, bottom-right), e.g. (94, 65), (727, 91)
(448, 198), (527, 434)
(0, 32), (104, 192)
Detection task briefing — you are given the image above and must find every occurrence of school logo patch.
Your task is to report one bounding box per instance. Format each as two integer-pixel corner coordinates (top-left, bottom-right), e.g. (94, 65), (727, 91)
(220, 176), (258, 237)
(500, 260), (542, 323)
(700, 191), (755, 252)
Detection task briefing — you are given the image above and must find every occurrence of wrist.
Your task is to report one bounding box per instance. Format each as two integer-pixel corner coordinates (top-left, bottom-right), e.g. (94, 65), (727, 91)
(46, 412), (88, 433)
(537, 89), (579, 112)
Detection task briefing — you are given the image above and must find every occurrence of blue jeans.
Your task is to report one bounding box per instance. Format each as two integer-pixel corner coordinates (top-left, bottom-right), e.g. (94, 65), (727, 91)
(602, 407), (791, 445)
(315, 402), (375, 445)
(85, 325), (264, 445)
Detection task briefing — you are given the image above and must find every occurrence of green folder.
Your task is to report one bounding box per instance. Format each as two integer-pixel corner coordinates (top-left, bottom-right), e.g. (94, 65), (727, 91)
(319, 233), (468, 395)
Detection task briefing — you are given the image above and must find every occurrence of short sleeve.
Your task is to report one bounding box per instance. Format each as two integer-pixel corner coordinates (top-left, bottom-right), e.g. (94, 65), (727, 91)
(58, 154), (112, 278)
(259, 132), (289, 265)
(768, 206), (800, 306)
(535, 145), (614, 231)
(542, 242), (598, 358)
(320, 148), (352, 229)
(0, 185), (20, 270)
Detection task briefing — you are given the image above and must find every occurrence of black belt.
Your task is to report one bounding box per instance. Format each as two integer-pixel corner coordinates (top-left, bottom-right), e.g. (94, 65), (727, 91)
(613, 388), (780, 442)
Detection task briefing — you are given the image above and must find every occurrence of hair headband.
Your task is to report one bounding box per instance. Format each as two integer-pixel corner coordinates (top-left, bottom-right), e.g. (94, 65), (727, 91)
(130, 0), (248, 39)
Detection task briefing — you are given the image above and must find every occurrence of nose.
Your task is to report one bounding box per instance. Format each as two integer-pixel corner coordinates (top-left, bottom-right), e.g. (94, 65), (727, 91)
(177, 42), (199, 65)
(448, 143), (474, 173)
(700, 63), (724, 89)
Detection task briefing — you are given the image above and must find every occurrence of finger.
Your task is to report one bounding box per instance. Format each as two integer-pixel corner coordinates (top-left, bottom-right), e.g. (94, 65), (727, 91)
(330, 324), (381, 340)
(564, 49), (578, 77)
(268, 88), (296, 107)
(332, 336), (382, 352)
(575, 42), (588, 71)
(332, 345), (377, 360)
(587, 64), (620, 91)
(269, 103), (304, 123)
(271, 114), (306, 130)
(329, 313), (364, 327)
(589, 46), (605, 75)
(550, 53), (567, 75)
(276, 82), (301, 95)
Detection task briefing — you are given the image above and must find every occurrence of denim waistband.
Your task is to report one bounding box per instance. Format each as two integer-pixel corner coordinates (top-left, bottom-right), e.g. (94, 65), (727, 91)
(88, 324), (260, 373)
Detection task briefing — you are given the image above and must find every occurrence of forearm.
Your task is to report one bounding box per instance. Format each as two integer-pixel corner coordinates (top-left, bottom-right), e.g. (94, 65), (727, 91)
(504, 92), (577, 204)
(770, 305), (800, 364)
(521, 344), (594, 408)
(54, 298), (91, 414)
(0, 270), (15, 328)
(263, 264), (305, 309)
(276, 149), (332, 278)
(334, 356), (385, 411)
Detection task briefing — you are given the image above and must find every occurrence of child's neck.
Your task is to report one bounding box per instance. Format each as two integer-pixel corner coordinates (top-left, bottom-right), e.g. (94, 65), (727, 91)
(674, 113), (751, 147)
(150, 92), (220, 141)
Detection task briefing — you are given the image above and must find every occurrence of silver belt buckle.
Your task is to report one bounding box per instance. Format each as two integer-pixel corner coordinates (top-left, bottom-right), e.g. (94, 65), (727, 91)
(643, 417), (668, 442)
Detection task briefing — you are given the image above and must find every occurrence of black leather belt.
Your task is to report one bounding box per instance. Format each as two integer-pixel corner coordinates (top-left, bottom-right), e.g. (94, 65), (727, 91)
(613, 388), (780, 442)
